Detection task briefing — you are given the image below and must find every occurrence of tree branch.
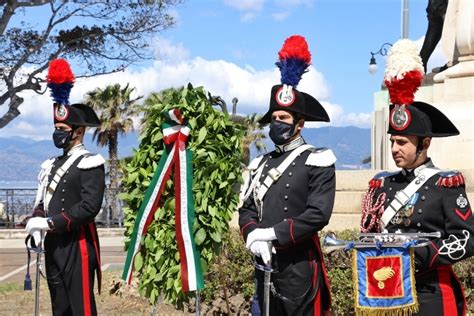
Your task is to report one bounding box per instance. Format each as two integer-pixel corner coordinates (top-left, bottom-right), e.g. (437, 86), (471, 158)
(0, 1), (182, 128)
(0, 94), (23, 128)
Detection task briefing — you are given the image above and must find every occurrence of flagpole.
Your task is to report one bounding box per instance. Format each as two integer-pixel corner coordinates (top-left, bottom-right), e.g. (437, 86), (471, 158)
(195, 290), (201, 316)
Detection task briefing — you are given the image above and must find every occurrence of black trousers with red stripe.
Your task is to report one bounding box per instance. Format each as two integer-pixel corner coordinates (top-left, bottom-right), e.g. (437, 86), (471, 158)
(44, 226), (99, 316)
(254, 246), (330, 316)
(413, 266), (466, 316)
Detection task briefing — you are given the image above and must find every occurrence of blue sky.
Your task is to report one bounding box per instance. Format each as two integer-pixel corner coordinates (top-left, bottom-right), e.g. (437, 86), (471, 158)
(1, 0), (448, 140)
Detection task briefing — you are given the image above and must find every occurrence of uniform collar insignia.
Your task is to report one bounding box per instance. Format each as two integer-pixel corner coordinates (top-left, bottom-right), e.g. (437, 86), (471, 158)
(275, 136), (305, 153)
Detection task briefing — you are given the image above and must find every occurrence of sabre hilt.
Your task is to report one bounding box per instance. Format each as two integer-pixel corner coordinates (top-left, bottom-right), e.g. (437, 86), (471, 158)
(266, 241), (273, 266)
(263, 241), (273, 316)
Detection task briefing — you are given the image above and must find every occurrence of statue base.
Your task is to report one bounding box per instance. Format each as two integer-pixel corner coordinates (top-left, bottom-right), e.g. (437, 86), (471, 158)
(434, 57), (474, 83)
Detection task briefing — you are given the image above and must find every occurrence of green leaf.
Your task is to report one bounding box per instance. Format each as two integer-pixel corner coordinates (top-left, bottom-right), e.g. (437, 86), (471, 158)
(196, 127), (207, 145)
(195, 228), (206, 245)
(210, 231), (222, 242)
(117, 192), (129, 200)
(201, 196), (208, 211)
(128, 172), (139, 183)
(208, 205), (217, 217)
(147, 266), (157, 279)
(206, 113), (215, 125)
(139, 168), (149, 178)
(219, 181), (228, 189)
(168, 265), (179, 275)
(134, 252), (143, 271)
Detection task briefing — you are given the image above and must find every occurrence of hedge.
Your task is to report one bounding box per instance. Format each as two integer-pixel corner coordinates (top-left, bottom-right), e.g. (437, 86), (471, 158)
(198, 229), (473, 315)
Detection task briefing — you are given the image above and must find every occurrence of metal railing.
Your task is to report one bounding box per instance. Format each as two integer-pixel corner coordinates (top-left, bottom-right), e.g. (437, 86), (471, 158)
(0, 188), (122, 228)
(0, 188), (37, 228)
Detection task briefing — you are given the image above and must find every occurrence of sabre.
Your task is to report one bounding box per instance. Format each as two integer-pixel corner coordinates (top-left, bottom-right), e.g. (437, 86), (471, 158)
(24, 230), (45, 316)
(263, 241), (272, 316)
(253, 242), (275, 316)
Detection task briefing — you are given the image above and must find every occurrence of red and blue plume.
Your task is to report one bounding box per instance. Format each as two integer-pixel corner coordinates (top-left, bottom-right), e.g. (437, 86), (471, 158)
(46, 58), (75, 105)
(275, 35), (311, 88)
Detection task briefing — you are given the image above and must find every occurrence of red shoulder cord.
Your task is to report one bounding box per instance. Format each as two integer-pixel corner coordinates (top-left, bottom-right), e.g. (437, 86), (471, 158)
(360, 187), (386, 233)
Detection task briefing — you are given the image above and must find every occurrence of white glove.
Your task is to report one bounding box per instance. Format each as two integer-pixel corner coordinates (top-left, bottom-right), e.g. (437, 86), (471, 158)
(249, 241), (272, 265)
(31, 230), (44, 248)
(25, 217), (49, 235)
(246, 228), (277, 249)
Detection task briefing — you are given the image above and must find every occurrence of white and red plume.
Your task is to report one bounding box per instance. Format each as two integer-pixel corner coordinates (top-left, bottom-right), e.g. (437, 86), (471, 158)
(384, 39), (424, 106)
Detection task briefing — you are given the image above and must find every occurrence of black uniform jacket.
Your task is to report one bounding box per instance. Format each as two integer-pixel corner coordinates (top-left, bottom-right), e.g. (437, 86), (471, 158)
(38, 146), (105, 291)
(363, 159), (474, 272)
(46, 152), (105, 233)
(239, 139), (336, 307)
(239, 146), (336, 247)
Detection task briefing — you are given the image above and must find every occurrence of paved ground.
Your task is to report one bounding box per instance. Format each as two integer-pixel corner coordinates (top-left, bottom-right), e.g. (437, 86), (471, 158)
(0, 236), (125, 284)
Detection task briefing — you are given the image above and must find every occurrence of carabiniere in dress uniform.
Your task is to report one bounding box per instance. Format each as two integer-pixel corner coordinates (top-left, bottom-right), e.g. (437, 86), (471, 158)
(239, 35), (337, 316)
(361, 39), (474, 316)
(26, 59), (105, 316)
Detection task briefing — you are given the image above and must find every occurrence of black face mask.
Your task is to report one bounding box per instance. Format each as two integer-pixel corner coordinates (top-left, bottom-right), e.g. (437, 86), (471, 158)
(269, 120), (296, 145)
(52, 129), (74, 149)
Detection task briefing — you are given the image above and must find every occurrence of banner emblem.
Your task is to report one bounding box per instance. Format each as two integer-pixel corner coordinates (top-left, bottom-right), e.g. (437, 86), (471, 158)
(373, 266), (395, 289)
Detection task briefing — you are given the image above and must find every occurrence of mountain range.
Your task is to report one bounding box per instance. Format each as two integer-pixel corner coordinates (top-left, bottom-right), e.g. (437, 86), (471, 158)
(0, 126), (370, 186)
(251, 126), (371, 169)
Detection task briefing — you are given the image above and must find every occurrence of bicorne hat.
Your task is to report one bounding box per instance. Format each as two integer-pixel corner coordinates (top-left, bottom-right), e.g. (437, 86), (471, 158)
(259, 35), (329, 124)
(384, 40), (458, 137)
(47, 59), (101, 127)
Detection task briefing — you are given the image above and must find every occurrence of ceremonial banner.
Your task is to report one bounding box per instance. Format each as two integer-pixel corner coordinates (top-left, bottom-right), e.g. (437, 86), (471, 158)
(122, 109), (204, 293)
(352, 247), (418, 316)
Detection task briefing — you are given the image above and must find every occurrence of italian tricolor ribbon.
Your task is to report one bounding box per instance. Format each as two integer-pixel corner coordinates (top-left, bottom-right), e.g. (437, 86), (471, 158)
(122, 109), (204, 293)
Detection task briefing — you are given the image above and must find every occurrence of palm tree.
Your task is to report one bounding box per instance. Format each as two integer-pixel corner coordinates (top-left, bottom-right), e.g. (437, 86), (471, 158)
(226, 97), (266, 164)
(85, 83), (142, 227)
(241, 113), (266, 164)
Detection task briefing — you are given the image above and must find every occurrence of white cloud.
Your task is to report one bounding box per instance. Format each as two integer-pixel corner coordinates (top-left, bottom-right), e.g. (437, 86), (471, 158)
(223, 0), (265, 12)
(222, 0), (264, 22)
(1, 37), (370, 139)
(223, 0), (313, 21)
(305, 102), (371, 129)
(271, 12), (290, 21)
(153, 37), (190, 62)
(241, 12), (258, 22)
(0, 119), (53, 141)
(273, 0), (314, 8)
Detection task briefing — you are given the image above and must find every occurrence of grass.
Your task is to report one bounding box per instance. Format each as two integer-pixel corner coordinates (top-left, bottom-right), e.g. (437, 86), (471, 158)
(0, 268), (188, 316)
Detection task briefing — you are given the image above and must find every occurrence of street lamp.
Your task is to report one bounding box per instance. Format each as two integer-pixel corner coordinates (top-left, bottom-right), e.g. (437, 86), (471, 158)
(368, 43), (393, 75)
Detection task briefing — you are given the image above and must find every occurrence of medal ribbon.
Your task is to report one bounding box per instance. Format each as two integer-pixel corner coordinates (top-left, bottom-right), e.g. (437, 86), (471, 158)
(122, 109), (204, 292)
